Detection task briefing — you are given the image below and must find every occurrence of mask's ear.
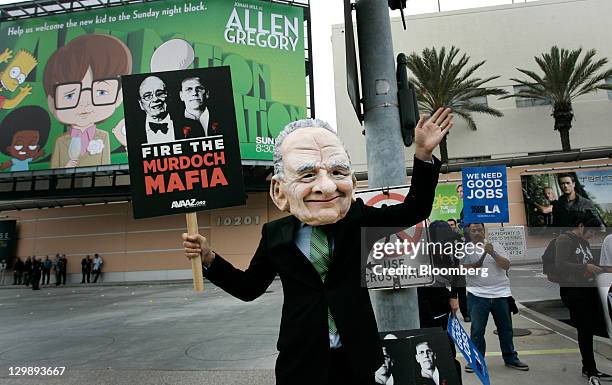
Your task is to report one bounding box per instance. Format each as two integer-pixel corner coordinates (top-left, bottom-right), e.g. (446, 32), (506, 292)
(270, 175), (289, 212)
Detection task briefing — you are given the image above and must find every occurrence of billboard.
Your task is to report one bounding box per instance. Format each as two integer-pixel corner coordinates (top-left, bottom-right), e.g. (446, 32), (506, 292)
(429, 183), (463, 223)
(521, 169), (611, 230)
(0, 0), (307, 172)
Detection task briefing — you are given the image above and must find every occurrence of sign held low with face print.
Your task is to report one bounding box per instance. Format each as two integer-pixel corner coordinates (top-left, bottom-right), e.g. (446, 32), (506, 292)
(121, 66), (246, 219)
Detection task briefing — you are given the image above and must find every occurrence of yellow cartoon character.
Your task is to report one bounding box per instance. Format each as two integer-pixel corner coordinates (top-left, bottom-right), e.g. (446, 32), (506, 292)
(0, 48), (37, 110)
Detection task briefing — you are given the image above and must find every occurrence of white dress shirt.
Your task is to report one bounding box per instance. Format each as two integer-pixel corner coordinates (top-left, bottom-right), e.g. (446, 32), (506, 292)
(295, 223), (342, 349)
(185, 108), (210, 137)
(145, 113), (175, 144)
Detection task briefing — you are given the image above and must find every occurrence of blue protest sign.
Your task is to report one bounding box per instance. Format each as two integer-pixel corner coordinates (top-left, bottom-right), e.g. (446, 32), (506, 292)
(448, 314), (490, 385)
(462, 166), (509, 223)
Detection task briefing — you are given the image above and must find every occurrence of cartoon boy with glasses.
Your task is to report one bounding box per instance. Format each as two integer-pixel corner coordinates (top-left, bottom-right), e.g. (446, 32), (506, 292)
(43, 34), (132, 168)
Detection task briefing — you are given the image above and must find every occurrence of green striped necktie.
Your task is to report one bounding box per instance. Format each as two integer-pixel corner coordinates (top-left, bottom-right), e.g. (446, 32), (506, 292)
(310, 226), (337, 335)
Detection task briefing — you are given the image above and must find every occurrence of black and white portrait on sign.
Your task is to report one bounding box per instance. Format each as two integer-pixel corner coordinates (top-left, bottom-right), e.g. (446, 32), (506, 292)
(138, 75), (176, 144)
(179, 76), (214, 137)
(376, 329), (460, 385)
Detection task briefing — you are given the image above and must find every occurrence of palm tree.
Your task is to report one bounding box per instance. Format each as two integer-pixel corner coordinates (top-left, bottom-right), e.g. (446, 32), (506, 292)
(405, 46), (507, 163)
(503, 46), (612, 152)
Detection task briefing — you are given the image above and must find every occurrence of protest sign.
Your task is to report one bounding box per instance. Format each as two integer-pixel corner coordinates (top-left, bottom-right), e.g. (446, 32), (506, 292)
(378, 328), (461, 385)
(122, 66), (246, 290)
(462, 166), (509, 223)
(448, 314), (490, 385)
(486, 226), (526, 259)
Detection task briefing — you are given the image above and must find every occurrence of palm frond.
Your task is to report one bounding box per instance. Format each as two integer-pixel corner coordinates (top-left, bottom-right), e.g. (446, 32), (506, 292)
(453, 110), (478, 131)
(405, 45), (505, 135)
(507, 46), (612, 105)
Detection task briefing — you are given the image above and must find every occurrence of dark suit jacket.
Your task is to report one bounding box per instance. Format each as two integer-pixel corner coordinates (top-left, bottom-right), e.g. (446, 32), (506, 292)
(204, 157), (441, 385)
(174, 111), (222, 140)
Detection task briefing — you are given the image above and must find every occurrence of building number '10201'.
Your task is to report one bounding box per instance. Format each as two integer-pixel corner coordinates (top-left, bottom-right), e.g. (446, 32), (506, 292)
(216, 215), (261, 226)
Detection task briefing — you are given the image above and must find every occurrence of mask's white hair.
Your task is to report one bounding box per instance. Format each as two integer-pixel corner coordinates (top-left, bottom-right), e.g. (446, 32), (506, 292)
(273, 118), (351, 178)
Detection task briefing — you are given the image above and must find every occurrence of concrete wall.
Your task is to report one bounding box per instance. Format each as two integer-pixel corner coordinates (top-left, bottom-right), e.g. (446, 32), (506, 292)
(6, 192), (286, 283)
(332, 0), (612, 173)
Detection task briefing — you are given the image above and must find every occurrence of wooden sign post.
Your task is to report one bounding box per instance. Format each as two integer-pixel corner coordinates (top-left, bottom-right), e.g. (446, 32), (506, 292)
(121, 67), (245, 293)
(186, 212), (204, 291)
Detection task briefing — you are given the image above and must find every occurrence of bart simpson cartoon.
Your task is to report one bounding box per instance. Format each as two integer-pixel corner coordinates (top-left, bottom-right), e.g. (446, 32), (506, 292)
(0, 48), (37, 110)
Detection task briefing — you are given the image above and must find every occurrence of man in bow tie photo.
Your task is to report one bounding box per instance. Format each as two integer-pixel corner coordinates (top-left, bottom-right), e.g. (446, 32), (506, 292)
(138, 75), (176, 144)
(183, 108), (453, 385)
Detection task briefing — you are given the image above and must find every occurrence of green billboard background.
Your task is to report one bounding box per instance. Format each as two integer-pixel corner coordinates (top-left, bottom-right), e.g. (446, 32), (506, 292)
(430, 183), (463, 222)
(0, 0), (307, 171)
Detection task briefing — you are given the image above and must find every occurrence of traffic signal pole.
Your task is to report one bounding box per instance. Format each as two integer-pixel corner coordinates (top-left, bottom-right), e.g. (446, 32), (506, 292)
(355, 0), (420, 330)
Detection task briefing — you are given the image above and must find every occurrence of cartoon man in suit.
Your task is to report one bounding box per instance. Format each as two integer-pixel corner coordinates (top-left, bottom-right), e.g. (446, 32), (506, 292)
(183, 108), (454, 385)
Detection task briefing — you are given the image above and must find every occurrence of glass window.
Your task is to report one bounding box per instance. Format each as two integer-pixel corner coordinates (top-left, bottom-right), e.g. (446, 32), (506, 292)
(513, 85), (551, 108)
(468, 94), (488, 107)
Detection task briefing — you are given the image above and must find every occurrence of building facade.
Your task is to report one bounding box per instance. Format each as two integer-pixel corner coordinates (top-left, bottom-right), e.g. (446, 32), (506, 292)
(332, 0), (612, 172)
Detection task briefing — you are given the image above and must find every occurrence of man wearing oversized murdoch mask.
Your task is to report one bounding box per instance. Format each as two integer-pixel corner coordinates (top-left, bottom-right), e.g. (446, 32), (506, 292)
(183, 108), (453, 385)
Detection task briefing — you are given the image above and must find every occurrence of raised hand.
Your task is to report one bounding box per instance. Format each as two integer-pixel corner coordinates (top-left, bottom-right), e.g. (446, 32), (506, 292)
(18, 84), (33, 97)
(414, 107), (453, 161)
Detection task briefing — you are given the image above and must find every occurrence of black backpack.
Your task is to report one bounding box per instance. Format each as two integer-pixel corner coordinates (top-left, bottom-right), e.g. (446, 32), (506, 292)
(541, 237), (560, 283)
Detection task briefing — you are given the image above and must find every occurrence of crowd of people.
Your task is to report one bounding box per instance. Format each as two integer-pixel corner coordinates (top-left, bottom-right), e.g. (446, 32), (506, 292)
(9, 253), (103, 289)
(413, 218), (529, 385)
(423, 207), (610, 385)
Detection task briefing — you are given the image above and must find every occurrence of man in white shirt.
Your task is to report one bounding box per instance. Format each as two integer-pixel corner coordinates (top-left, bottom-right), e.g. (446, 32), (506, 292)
(92, 253), (104, 283)
(139, 76), (175, 144)
(461, 223), (529, 372)
(179, 77), (211, 137)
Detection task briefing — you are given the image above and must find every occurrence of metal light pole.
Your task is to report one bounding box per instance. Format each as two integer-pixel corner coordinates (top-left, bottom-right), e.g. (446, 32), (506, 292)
(355, 0), (420, 331)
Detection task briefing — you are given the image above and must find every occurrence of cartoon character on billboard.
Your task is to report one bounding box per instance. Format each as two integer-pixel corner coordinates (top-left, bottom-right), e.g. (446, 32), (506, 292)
(43, 34), (132, 168)
(0, 105), (50, 172)
(0, 48), (37, 110)
(150, 39), (195, 73)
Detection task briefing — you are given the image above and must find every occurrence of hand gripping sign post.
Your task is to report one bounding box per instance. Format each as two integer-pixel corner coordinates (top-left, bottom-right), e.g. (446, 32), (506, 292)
(121, 67), (246, 291)
(448, 314), (490, 385)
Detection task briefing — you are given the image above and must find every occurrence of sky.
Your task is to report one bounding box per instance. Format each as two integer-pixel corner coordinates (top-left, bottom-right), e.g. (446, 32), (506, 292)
(0, 0), (542, 126)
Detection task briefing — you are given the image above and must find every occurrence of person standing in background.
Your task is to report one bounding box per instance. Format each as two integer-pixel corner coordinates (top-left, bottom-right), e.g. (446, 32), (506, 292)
(556, 212), (610, 384)
(13, 257), (24, 285)
(0, 259), (7, 285)
(60, 254), (68, 285)
(81, 255), (92, 284)
(54, 254), (62, 286)
(30, 256), (41, 290)
(462, 223), (529, 372)
(92, 254), (103, 283)
(42, 255), (52, 285)
(23, 256), (31, 286)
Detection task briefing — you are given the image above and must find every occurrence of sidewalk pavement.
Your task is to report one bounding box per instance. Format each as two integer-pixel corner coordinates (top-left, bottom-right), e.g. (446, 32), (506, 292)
(0, 281), (610, 385)
(459, 306), (612, 385)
